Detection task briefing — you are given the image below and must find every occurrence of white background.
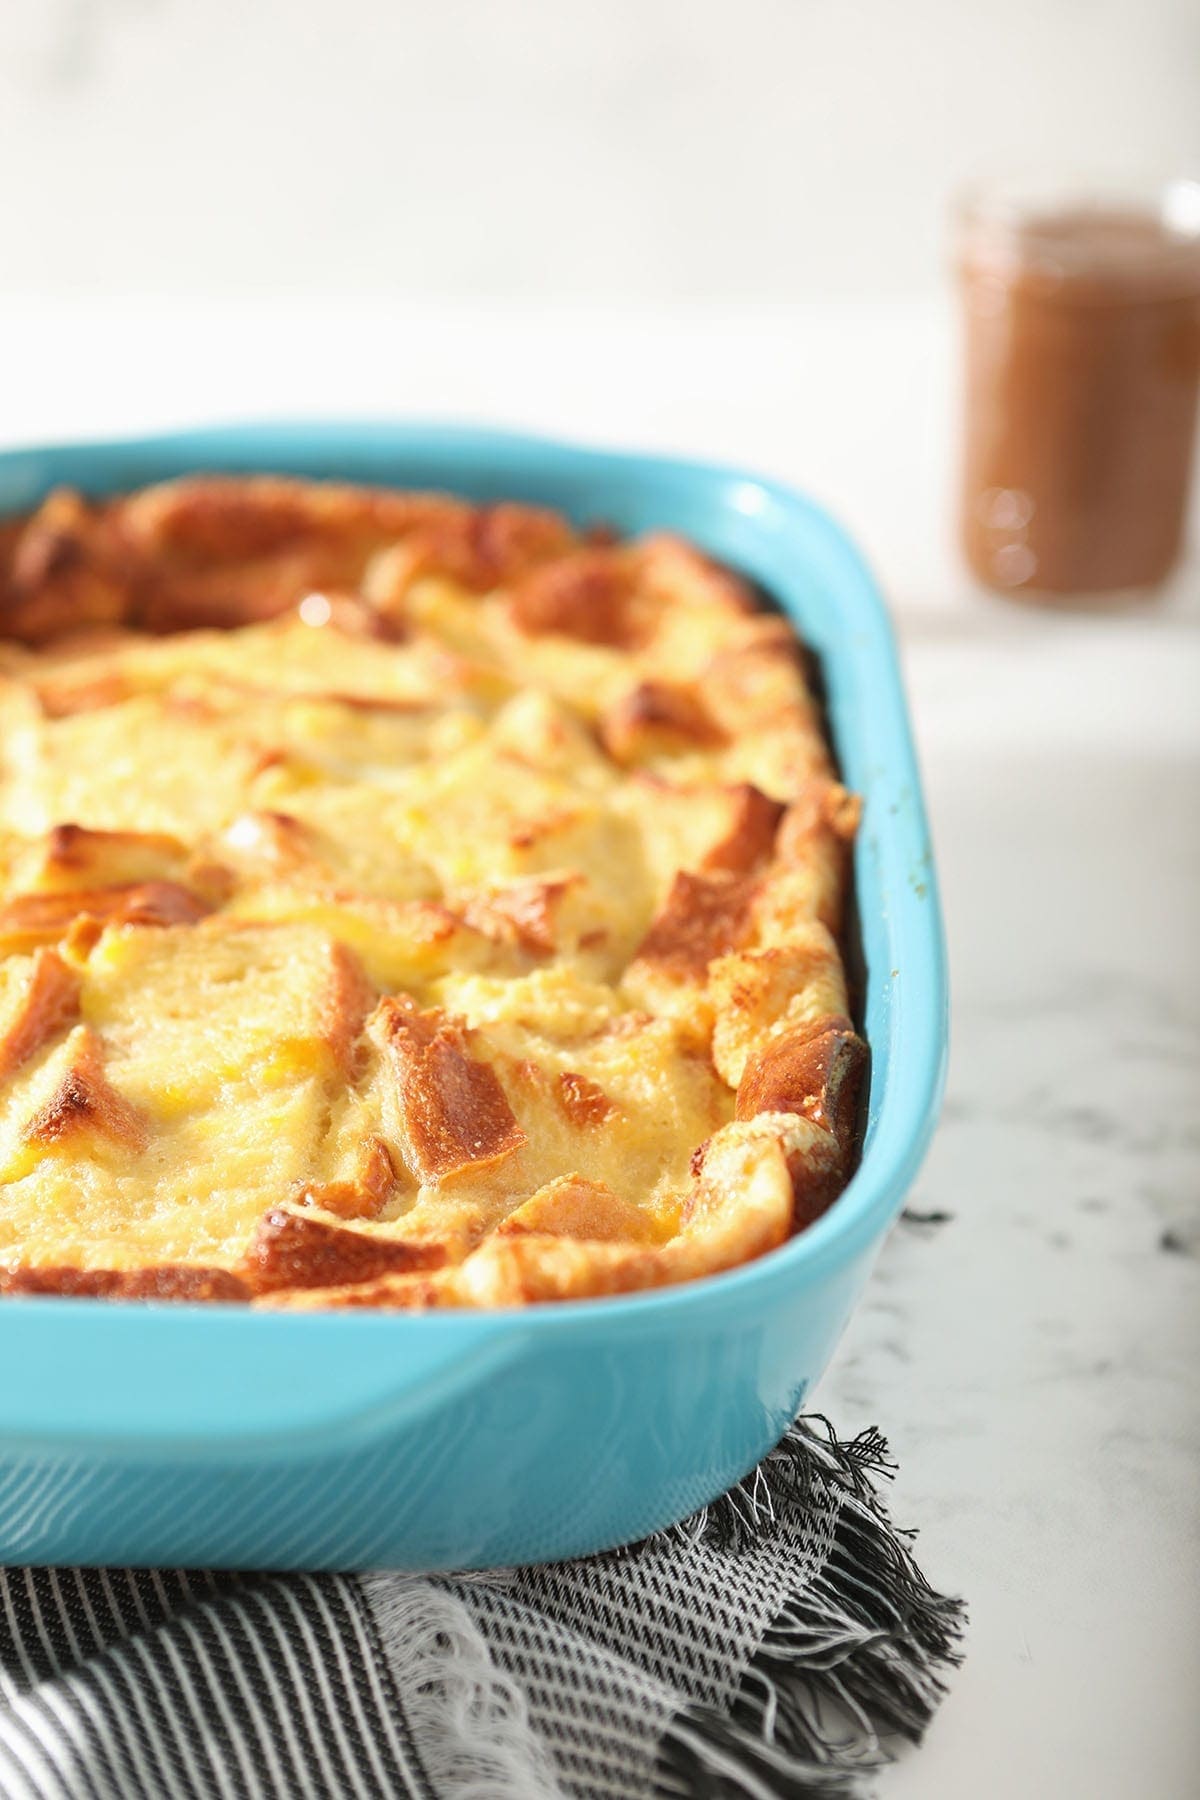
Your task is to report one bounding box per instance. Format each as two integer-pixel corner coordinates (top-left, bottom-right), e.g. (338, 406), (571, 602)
(1, 3), (1199, 1797)
(2, 0), (1198, 302)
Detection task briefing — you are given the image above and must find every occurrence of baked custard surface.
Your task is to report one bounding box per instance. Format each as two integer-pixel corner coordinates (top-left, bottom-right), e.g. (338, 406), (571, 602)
(0, 477), (865, 1306)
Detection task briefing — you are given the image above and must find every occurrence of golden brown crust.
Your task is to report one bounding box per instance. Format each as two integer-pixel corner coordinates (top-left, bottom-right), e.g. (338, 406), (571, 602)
(460, 875), (577, 954)
(372, 995), (527, 1184)
(0, 477), (579, 644)
(701, 785), (786, 876)
(21, 1026), (148, 1153)
(634, 534), (758, 617)
(736, 1017), (866, 1160)
(495, 1173), (655, 1243)
(2, 490), (130, 644)
(0, 881), (211, 953)
(509, 548), (640, 646)
(630, 870), (760, 979)
(241, 1207), (447, 1294)
(32, 667), (134, 718)
(555, 1069), (616, 1127)
(598, 680), (726, 763)
(289, 1136), (396, 1221)
(0, 474), (862, 1307)
(708, 926), (852, 1087)
(22, 824), (191, 890)
(0, 949), (81, 1083)
(0, 1264), (252, 1301)
(318, 943), (375, 1080)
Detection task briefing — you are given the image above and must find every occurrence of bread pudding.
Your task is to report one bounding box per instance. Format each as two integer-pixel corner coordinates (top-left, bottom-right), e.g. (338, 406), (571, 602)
(0, 476), (865, 1307)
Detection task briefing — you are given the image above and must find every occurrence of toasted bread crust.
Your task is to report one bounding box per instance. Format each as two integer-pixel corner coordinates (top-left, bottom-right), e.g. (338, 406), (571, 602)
(371, 996), (528, 1184)
(0, 949), (81, 1083)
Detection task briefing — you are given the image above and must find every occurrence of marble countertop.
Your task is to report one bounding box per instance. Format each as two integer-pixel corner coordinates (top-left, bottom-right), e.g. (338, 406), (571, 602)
(832, 616), (1199, 1798)
(2, 297), (1197, 1797)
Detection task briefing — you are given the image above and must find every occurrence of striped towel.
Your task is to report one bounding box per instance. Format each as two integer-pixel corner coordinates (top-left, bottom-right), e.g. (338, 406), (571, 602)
(0, 1419), (964, 1799)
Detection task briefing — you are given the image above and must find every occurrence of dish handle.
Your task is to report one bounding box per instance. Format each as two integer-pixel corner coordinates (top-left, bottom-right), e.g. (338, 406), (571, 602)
(0, 1306), (533, 1458)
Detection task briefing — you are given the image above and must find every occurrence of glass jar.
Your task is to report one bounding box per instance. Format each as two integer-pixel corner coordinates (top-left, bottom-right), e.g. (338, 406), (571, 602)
(957, 178), (1200, 599)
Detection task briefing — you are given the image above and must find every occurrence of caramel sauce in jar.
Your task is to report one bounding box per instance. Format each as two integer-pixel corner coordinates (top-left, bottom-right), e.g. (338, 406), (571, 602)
(958, 182), (1200, 598)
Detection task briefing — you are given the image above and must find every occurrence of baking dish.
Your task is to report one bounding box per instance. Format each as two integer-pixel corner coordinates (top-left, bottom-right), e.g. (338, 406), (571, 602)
(0, 422), (946, 1571)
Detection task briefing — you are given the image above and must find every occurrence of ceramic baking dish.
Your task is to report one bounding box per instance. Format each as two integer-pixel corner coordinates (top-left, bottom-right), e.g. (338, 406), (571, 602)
(0, 422), (946, 1571)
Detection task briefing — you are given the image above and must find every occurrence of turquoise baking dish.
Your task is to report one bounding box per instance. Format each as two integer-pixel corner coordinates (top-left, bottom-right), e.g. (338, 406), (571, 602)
(0, 422), (946, 1571)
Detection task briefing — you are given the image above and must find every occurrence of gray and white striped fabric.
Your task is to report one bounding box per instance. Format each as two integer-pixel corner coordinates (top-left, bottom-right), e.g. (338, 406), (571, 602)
(0, 1420), (964, 1800)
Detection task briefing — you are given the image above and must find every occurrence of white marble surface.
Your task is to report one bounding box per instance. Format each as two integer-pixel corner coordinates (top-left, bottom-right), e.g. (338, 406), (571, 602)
(1, 298), (1197, 1797)
(831, 620), (1200, 1798)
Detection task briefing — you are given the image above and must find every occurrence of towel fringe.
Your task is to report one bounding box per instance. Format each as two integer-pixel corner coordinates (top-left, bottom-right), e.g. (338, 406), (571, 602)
(654, 1418), (966, 1799)
(361, 1574), (561, 1800)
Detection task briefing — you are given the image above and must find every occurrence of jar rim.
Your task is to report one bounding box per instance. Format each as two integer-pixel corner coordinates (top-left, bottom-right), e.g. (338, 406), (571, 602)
(955, 176), (1200, 299)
